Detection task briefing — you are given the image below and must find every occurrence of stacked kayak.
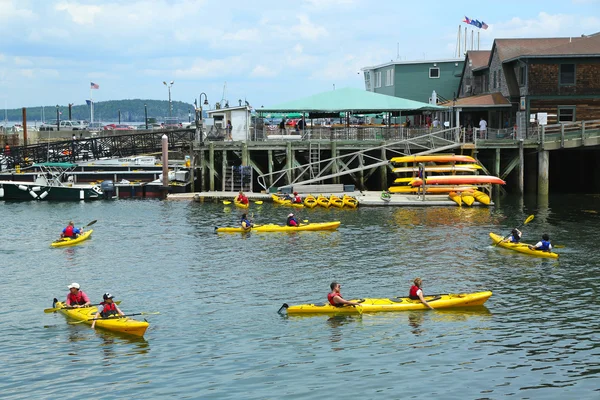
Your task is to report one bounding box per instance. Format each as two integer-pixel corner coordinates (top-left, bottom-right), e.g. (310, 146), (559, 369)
(282, 291), (492, 314)
(489, 232), (559, 258)
(342, 195), (358, 208)
(316, 195), (330, 208)
(53, 301), (149, 336)
(448, 192), (462, 206)
(216, 221), (341, 233)
(461, 191), (475, 206)
(473, 190), (491, 205)
(328, 195), (344, 208)
(51, 230), (93, 248)
(303, 195), (318, 208)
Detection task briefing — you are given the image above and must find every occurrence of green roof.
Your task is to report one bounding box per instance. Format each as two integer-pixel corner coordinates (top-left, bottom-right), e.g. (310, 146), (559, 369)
(260, 87), (447, 114)
(33, 162), (78, 168)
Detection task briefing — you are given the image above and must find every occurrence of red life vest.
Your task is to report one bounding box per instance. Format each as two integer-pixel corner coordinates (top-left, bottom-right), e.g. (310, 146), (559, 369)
(328, 292), (341, 306)
(100, 302), (118, 318)
(67, 291), (86, 305)
(64, 225), (74, 237)
(409, 285), (421, 300)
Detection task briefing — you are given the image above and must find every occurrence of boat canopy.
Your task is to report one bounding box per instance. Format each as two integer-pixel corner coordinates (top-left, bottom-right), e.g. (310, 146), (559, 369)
(32, 162), (78, 168)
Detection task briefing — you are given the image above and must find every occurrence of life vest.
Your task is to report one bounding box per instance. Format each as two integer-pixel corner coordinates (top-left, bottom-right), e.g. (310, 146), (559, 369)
(510, 234), (520, 243)
(540, 240), (551, 251)
(293, 195), (301, 203)
(287, 216), (298, 227)
(328, 292), (341, 306)
(67, 291), (86, 305)
(241, 218), (252, 228)
(100, 302), (118, 318)
(64, 225), (74, 237)
(409, 285), (421, 300)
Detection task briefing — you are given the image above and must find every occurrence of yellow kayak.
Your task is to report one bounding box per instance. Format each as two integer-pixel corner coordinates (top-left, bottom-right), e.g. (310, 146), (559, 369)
(303, 195), (318, 208)
(53, 301), (149, 336)
(328, 195), (344, 208)
(448, 191), (462, 206)
(342, 195), (358, 208)
(461, 191), (475, 206)
(282, 291), (492, 314)
(271, 194), (304, 208)
(473, 190), (491, 205)
(316, 195), (330, 208)
(216, 221), (341, 233)
(51, 230), (93, 248)
(489, 232), (559, 258)
(234, 199), (249, 209)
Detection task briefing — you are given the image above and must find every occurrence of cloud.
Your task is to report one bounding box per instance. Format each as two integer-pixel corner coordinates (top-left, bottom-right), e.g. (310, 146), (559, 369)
(302, 0), (357, 8)
(222, 29), (260, 42)
(172, 56), (246, 78)
(289, 15), (328, 40)
(481, 12), (600, 39)
(18, 68), (60, 79)
(251, 65), (277, 78)
(55, 2), (102, 25)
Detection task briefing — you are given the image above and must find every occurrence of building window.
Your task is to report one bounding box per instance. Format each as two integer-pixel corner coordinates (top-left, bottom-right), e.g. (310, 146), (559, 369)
(386, 69), (394, 86)
(498, 71), (501, 89)
(558, 106), (576, 122)
(493, 71), (497, 89)
(429, 67), (440, 79)
(560, 64), (575, 85)
(364, 71), (372, 91)
(375, 71), (382, 88)
(519, 65), (527, 86)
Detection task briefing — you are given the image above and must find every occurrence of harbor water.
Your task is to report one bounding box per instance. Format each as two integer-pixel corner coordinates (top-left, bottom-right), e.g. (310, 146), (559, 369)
(1, 195), (599, 399)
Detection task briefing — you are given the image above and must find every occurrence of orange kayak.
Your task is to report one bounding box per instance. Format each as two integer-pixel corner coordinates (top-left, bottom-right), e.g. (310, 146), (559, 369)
(411, 175), (506, 186)
(390, 155), (476, 164)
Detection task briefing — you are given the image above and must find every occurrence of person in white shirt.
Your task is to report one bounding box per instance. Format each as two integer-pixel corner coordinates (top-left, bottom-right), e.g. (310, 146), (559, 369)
(432, 118), (439, 128)
(479, 117), (487, 138)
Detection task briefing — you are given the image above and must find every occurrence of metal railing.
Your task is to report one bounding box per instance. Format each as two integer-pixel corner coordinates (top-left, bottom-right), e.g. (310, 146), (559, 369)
(251, 126), (454, 142)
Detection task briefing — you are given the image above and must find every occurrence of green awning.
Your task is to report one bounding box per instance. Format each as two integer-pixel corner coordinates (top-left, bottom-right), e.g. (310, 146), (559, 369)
(260, 87), (447, 114)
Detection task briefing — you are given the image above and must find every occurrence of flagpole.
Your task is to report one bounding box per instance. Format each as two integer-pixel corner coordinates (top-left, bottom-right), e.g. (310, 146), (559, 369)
(478, 30), (480, 50)
(90, 86), (94, 124)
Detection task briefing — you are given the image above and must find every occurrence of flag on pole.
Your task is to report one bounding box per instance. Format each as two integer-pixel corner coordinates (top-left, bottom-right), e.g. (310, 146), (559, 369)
(90, 82), (99, 89)
(463, 16), (471, 24)
(481, 21), (489, 30)
(86, 100), (93, 106)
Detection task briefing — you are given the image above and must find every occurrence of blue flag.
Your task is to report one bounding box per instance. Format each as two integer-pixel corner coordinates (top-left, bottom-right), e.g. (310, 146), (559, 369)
(86, 100), (93, 106)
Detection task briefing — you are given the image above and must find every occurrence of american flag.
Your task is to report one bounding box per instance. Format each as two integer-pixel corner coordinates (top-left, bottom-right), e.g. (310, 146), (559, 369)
(481, 21), (489, 30)
(90, 82), (99, 89)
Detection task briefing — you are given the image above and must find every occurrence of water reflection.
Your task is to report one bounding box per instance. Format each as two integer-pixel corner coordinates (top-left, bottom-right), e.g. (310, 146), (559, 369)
(326, 315), (361, 350)
(96, 330), (150, 360)
(407, 312), (424, 335)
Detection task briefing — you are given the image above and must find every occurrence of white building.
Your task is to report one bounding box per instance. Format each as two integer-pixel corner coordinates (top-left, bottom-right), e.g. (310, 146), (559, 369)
(206, 105), (251, 141)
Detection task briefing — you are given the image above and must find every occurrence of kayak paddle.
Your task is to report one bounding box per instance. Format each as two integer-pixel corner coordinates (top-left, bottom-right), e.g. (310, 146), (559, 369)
(68, 312), (161, 324)
(223, 200), (232, 205)
(495, 214), (534, 246)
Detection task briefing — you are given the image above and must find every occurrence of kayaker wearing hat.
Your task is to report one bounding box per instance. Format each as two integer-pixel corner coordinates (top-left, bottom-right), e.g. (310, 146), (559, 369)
(328, 282), (362, 307)
(286, 213), (299, 227)
(291, 191), (302, 204)
(408, 278), (434, 310)
(66, 283), (91, 308)
(91, 293), (125, 329)
(61, 221), (84, 239)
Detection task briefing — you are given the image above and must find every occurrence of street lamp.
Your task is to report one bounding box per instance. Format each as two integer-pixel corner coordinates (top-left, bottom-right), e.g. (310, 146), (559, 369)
(163, 80), (174, 118)
(118, 109), (121, 124)
(188, 109), (191, 123)
(56, 105), (60, 131)
(196, 92), (209, 145)
(144, 104), (148, 129)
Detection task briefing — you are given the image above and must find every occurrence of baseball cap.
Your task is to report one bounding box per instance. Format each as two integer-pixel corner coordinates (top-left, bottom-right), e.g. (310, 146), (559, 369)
(103, 293), (114, 300)
(288, 213), (294, 217)
(68, 282), (80, 289)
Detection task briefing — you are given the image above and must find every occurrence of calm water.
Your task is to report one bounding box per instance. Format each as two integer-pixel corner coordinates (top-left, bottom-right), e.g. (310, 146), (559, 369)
(1, 195), (599, 399)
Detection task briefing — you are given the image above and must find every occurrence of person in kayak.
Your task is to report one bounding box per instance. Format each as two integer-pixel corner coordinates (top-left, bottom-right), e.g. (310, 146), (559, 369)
(509, 228), (522, 243)
(286, 213), (299, 227)
(240, 213), (253, 230)
(291, 191), (302, 204)
(408, 278), (434, 310)
(61, 221), (84, 239)
(91, 293), (125, 329)
(235, 191), (249, 205)
(66, 282), (91, 308)
(328, 282), (362, 307)
(529, 234), (552, 252)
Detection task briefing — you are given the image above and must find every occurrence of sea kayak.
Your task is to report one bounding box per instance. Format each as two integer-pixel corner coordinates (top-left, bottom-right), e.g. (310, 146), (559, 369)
(234, 199), (249, 209)
(473, 190), (491, 205)
(272, 194), (304, 208)
(215, 221), (341, 233)
(489, 232), (559, 258)
(411, 175), (506, 186)
(448, 191), (462, 206)
(461, 191), (475, 206)
(390, 155), (477, 164)
(328, 195), (344, 208)
(316, 195), (330, 208)
(53, 301), (149, 336)
(304, 195), (318, 208)
(342, 195), (358, 208)
(51, 230), (93, 248)
(282, 291), (492, 314)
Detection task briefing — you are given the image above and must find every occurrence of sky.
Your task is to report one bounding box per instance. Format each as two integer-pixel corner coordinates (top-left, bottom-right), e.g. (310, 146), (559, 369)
(0, 0), (599, 110)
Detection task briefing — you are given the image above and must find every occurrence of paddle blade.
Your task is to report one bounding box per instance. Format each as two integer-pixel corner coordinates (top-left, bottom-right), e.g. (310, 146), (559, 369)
(223, 201), (232, 205)
(524, 215), (534, 224)
(255, 201), (263, 205)
(86, 220), (98, 227)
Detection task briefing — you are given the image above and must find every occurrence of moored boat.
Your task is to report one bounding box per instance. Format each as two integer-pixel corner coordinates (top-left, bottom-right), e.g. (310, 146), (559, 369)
(215, 221), (341, 233)
(316, 195), (330, 208)
(51, 230), (93, 247)
(461, 191), (475, 206)
(281, 291), (492, 314)
(303, 195), (318, 208)
(489, 232), (559, 258)
(328, 195), (344, 208)
(54, 301), (149, 336)
(473, 190), (491, 205)
(448, 191), (462, 206)
(411, 175), (506, 186)
(390, 155), (477, 164)
(342, 194), (358, 208)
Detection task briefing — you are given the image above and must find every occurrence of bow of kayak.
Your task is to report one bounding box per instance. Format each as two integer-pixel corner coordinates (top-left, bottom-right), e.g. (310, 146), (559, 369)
(51, 230), (93, 248)
(54, 301), (149, 336)
(489, 232), (559, 258)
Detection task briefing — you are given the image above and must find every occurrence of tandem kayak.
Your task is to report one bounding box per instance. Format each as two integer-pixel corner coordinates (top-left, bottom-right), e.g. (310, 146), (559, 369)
(281, 291), (492, 315)
(489, 232), (559, 258)
(53, 301), (149, 336)
(215, 221), (341, 233)
(51, 230), (93, 248)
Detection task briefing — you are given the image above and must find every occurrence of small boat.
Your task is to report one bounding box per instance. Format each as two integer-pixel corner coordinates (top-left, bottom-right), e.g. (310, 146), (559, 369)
(342, 194), (358, 208)
(281, 291), (492, 314)
(271, 193), (304, 208)
(473, 190), (491, 205)
(215, 221), (341, 233)
(234, 199), (249, 209)
(448, 191), (462, 206)
(316, 195), (330, 208)
(53, 301), (149, 336)
(303, 195), (318, 208)
(393, 177), (415, 184)
(389, 185), (477, 194)
(411, 175), (506, 186)
(392, 164), (482, 173)
(461, 191), (475, 206)
(51, 230), (93, 247)
(328, 195), (344, 208)
(390, 155), (477, 164)
(489, 232), (559, 258)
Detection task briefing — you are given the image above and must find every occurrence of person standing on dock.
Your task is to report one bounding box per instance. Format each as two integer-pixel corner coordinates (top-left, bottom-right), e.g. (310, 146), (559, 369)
(226, 120), (233, 141)
(279, 118), (286, 134)
(66, 283), (91, 308)
(408, 278), (434, 310)
(479, 117), (487, 139)
(240, 213), (253, 230)
(328, 282), (362, 307)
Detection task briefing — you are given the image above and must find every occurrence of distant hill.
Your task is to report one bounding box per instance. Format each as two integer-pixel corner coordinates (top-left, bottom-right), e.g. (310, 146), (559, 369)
(2, 99), (196, 123)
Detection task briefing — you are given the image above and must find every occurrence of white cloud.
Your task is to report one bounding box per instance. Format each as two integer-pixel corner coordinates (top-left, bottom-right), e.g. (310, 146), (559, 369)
(14, 57), (33, 66)
(481, 12), (600, 39)
(222, 29), (260, 42)
(172, 56), (246, 78)
(55, 2), (102, 25)
(289, 15), (328, 40)
(18, 68), (60, 79)
(251, 65), (277, 78)
(302, 0), (357, 9)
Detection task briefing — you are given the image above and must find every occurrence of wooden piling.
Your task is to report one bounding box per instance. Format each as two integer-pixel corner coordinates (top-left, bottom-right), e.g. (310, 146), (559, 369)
(538, 150), (549, 196)
(209, 142), (215, 191)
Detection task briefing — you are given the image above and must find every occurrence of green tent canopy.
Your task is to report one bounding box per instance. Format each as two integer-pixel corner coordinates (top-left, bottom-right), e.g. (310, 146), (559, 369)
(259, 87), (446, 115)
